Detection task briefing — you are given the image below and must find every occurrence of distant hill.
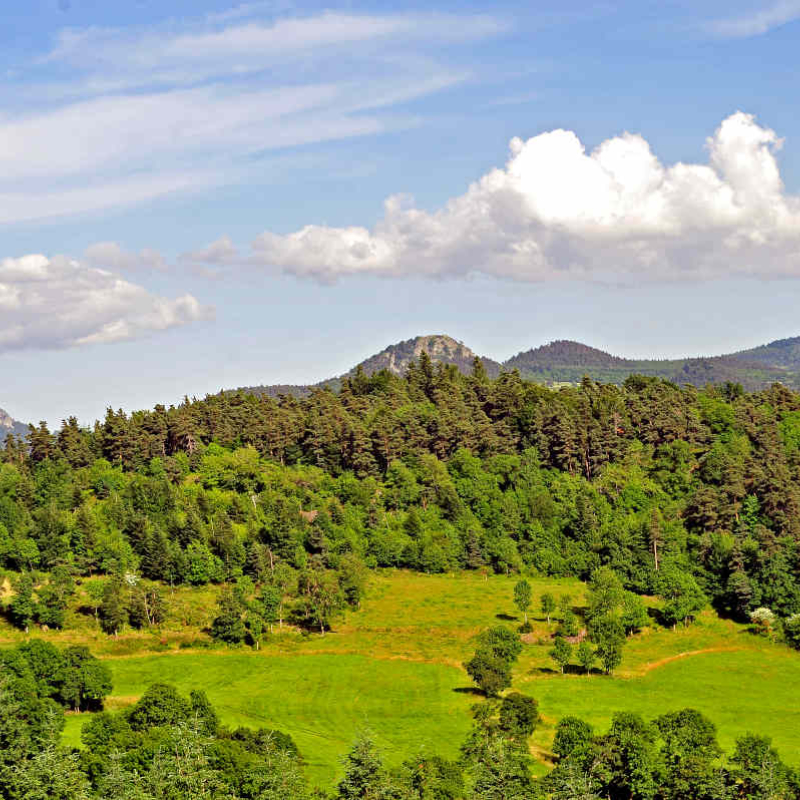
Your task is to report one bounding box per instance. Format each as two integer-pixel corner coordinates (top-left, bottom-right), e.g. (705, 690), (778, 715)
(232, 333), (800, 399)
(0, 408), (27, 444)
(505, 340), (791, 391)
(346, 335), (501, 380)
(235, 335), (500, 398)
(731, 336), (800, 371)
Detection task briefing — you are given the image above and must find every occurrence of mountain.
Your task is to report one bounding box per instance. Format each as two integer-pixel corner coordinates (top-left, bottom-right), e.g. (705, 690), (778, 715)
(233, 333), (800, 399)
(505, 340), (791, 390)
(345, 335), (501, 380)
(0, 408), (27, 444)
(235, 335), (501, 398)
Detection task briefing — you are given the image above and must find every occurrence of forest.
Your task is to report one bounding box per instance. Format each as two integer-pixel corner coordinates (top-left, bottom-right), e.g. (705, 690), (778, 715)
(3, 357), (800, 796)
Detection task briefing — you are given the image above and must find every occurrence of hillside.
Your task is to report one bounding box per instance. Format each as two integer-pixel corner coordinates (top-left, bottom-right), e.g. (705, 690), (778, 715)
(0, 407), (27, 444)
(10, 573), (799, 787)
(505, 339), (791, 390)
(732, 335), (800, 370)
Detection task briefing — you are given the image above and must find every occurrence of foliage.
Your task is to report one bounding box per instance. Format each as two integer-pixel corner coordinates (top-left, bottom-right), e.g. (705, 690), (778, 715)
(464, 626), (523, 696)
(552, 716), (593, 760)
(5, 370), (800, 637)
(513, 580), (532, 623)
(549, 636), (572, 674)
(498, 693), (540, 743)
(576, 641), (596, 675)
(0, 640), (111, 712)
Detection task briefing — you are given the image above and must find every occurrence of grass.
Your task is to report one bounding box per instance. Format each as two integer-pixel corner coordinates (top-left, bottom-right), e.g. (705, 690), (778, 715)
(524, 647), (800, 765)
(8, 570), (800, 785)
(66, 652), (474, 787)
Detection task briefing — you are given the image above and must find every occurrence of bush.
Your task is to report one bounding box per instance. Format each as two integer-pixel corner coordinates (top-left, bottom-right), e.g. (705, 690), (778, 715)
(750, 607), (778, 638)
(784, 614), (800, 649)
(552, 716), (593, 760)
(499, 692), (540, 741)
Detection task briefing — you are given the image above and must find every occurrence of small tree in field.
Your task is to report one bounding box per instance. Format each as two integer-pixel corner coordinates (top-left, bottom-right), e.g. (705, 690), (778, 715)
(210, 587), (246, 644)
(549, 636), (572, 674)
(514, 580), (532, 624)
(296, 562), (345, 635)
(657, 567), (706, 628)
(590, 615), (625, 674)
(576, 641), (596, 676)
(621, 591), (649, 636)
(558, 593), (573, 620)
(464, 650), (512, 696)
(99, 576), (128, 637)
(540, 593), (556, 624)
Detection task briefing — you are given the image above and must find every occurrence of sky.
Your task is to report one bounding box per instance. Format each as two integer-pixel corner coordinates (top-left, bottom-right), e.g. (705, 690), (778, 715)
(3, 0), (800, 426)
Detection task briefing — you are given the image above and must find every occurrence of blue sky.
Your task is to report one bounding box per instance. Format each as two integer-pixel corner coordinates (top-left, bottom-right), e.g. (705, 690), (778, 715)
(2, 0), (800, 426)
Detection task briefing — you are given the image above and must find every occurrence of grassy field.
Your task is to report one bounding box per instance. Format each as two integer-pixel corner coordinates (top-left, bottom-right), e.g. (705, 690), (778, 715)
(8, 570), (800, 787)
(66, 653), (475, 787)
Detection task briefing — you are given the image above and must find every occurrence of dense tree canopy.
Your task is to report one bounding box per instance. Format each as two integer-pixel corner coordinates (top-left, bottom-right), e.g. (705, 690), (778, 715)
(3, 363), (800, 638)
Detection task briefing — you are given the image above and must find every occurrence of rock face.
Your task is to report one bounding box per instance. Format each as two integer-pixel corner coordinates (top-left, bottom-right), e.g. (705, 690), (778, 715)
(0, 408), (27, 444)
(349, 335), (501, 378)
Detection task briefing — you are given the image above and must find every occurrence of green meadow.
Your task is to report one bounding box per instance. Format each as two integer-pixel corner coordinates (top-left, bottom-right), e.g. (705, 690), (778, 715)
(42, 571), (800, 786)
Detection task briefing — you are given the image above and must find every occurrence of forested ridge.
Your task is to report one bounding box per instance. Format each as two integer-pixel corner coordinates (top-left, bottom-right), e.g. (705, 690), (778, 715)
(4, 356), (800, 620)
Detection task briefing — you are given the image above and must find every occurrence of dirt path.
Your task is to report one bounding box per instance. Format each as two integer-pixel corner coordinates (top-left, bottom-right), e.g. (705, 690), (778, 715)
(642, 646), (744, 673)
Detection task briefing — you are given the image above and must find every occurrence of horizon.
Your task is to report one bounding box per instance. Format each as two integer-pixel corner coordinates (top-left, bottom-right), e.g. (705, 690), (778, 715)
(5, 326), (799, 429)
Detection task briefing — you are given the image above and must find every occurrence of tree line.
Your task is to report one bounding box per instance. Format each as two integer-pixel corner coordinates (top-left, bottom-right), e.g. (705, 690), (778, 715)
(2, 359), (800, 635)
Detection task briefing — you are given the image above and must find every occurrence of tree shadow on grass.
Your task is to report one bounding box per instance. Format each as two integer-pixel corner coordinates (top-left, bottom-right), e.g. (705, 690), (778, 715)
(452, 686), (485, 696)
(535, 665), (601, 676)
(495, 613), (518, 621)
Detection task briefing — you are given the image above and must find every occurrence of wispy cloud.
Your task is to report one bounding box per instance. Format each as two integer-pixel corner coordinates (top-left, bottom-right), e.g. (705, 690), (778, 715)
(706, 0), (800, 38)
(0, 9), (506, 224)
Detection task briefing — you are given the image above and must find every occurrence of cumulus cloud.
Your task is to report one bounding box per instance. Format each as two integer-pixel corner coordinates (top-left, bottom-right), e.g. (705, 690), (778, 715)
(215, 112), (800, 284)
(0, 254), (213, 353)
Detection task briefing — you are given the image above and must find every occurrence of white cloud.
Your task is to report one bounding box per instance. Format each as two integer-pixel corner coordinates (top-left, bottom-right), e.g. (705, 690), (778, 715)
(45, 13), (505, 87)
(84, 242), (166, 272)
(180, 236), (239, 265)
(0, 11), (504, 223)
(213, 112), (800, 284)
(707, 1), (800, 38)
(0, 254), (213, 353)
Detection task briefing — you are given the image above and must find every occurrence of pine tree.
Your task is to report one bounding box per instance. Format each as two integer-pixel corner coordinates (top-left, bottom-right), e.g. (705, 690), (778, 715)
(10, 573), (36, 633)
(99, 576), (128, 636)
